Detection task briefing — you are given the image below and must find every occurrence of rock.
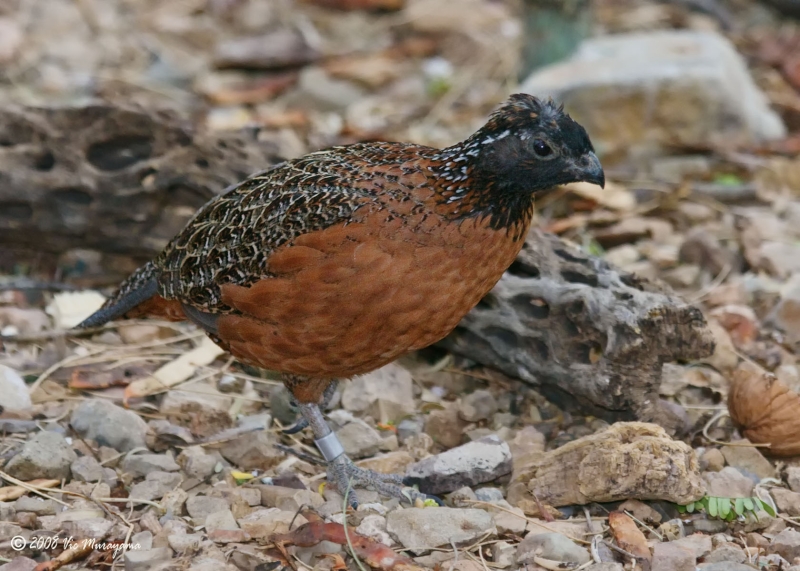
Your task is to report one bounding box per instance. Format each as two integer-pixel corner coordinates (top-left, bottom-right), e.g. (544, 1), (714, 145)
(520, 423), (704, 506)
(296, 66), (366, 111)
(237, 508), (307, 539)
(517, 532), (591, 565)
(0, 557), (38, 571)
(770, 274), (800, 341)
(336, 422), (383, 459)
(356, 514), (393, 546)
(489, 500), (527, 535)
(357, 451), (415, 474)
(475, 487), (505, 503)
(586, 565), (624, 571)
(720, 444), (777, 480)
(679, 229), (734, 277)
(699, 449), (725, 472)
(214, 29), (318, 70)
(507, 426), (546, 509)
(160, 380), (233, 415)
(341, 363), (414, 422)
(671, 534), (712, 559)
(405, 435), (512, 495)
(386, 508), (495, 553)
(62, 517), (113, 540)
(6, 431), (77, 480)
(186, 496), (230, 523)
(773, 488), (800, 517)
(459, 390), (498, 422)
(162, 488), (188, 515)
(424, 405), (466, 449)
(652, 541), (695, 571)
(122, 453), (180, 478)
(129, 471), (182, 502)
(770, 528), (800, 561)
(788, 467), (800, 493)
(703, 467), (755, 498)
(70, 400), (147, 452)
(71, 456), (105, 482)
(177, 446), (218, 480)
(13, 496), (56, 515)
(490, 540), (516, 568)
(219, 431), (284, 470)
(697, 564), (758, 571)
(521, 30), (785, 159)
(205, 509), (249, 543)
(0, 365), (32, 412)
(123, 547), (171, 571)
(703, 542), (746, 563)
(168, 532), (203, 552)
(396, 418), (423, 443)
(259, 486), (325, 511)
(693, 518), (729, 534)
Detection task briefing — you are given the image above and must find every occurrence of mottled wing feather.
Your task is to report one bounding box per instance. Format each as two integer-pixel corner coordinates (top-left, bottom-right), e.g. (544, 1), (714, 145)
(153, 143), (423, 311)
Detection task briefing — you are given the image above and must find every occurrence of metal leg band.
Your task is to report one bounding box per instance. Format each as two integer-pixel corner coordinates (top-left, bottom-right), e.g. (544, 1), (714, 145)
(315, 431), (345, 462)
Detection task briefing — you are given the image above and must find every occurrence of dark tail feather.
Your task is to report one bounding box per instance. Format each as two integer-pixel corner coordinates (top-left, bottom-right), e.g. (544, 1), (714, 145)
(75, 263), (160, 329)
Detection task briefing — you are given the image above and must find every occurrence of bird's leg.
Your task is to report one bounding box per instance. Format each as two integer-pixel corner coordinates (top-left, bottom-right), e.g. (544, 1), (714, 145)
(296, 402), (438, 508)
(282, 380), (339, 435)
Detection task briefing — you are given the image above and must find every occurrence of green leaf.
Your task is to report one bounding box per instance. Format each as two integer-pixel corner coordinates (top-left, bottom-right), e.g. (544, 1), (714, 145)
(743, 498), (755, 512)
(734, 498), (745, 515)
(676, 504), (687, 514)
(757, 498), (776, 517)
(714, 173), (743, 186)
(719, 498), (731, 519)
(686, 502), (695, 513)
(708, 496), (718, 518)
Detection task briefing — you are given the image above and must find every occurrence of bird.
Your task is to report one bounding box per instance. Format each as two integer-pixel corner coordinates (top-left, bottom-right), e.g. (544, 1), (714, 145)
(77, 93), (604, 506)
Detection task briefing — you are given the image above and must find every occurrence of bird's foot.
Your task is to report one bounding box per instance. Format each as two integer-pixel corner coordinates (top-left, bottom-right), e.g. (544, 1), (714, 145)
(326, 454), (441, 508)
(282, 380), (339, 435)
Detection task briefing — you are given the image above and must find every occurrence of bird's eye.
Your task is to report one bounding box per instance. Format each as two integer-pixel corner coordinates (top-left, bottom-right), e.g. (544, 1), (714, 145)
(533, 139), (552, 157)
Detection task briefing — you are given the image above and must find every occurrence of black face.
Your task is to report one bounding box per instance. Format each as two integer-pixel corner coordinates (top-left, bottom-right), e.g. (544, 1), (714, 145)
(471, 94), (605, 194)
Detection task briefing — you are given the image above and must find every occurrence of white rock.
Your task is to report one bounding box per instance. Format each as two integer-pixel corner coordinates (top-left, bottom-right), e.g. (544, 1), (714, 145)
(45, 291), (106, 329)
(341, 363), (415, 423)
(386, 508), (496, 554)
(0, 365), (32, 412)
(521, 30), (785, 158)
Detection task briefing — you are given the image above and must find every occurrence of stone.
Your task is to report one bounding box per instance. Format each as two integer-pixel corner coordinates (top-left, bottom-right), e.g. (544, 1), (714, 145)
(0, 365), (32, 412)
(424, 405), (465, 449)
(357, 451), (415, 474)
(160, 380), (233, 415)
(489, 500), (527, 535)
(70, 400), (148, 452)
(651, 541), (695, 571)
(186, 496), (230, 522)
(788, 467), (800, 493)
(490, 540), (516, 568)
(458, 390), (498, 422)
(672, 534), (712, 559)
(122, 453), (180, 478)
(131, 531), (153, 551)
(259, 485), (325, 511)
(356, 514), (393, 546)
(700, 449), (725, 472)
(386, 508), (495, 553)
(517, 532), (591, 565)
(0, 557), (38, 571)
(71, 456), (104, 482)
(770, 274), (800, 341)
(772, 488), (800, 517)
(237, 508), (307, 539)
(335, 422), (383, 459)
(475, 487), (505, 503)
(162, 488), (189, 515)
(692, 519), (728, 534)
(396, 417), (423, 443)
(205, 509), (249, 543)
(6, 431), (77, 480)
(341, 363), (415, 423)
(296, 66), (366, 111)
(405, 435), (512, 495)
(586, 565), (624, 571)
(618, 499), (662, 524)
(123, 547), (171, 571)
(522, 423), (705, 507)
(214, 29), (318, 70)
(168, 532), (203, 552)
(129, 471), (182, 501)
(521, 30), (785, 159)
(697, 564), (757, 571)
(703, 467), (754, 498)
(720, 445), (776, 480)
(220, 431), (284, 470)
(703, 542), (746, 563)
(13, 496), (56, 515)
(177, 446), (218, 480)
(62, 517), (113, 540)
(773, 528), (800, 561)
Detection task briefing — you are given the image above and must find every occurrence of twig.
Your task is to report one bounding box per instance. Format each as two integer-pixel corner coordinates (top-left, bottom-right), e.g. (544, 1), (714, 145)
(343, 478), (369, 571)
(0, 471), (70, 506)
(702, 410), (771, 448)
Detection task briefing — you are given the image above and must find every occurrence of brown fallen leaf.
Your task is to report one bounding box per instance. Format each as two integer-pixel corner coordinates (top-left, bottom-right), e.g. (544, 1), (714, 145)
(33, 540), (94, 571)
(0, 479), (60, 501)
(270, 512), (425, 571)
(608, 511), (651, 562)
(728, 362), (800, 456)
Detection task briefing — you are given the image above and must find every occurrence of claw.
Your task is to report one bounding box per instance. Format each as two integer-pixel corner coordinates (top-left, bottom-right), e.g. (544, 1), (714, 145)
(281, 418), (309, 435)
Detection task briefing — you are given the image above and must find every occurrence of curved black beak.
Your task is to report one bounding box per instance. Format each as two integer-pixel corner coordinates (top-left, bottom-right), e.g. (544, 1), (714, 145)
(570, 151), (605, 188)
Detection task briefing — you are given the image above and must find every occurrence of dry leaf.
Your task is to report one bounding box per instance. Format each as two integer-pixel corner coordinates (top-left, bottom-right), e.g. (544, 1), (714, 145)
(0, 479), (60, 501)
(45, 291), (106, 329)
(565, 180), (636, 211)
(608, 511), (651, 561)
(728, 362), (800, 456)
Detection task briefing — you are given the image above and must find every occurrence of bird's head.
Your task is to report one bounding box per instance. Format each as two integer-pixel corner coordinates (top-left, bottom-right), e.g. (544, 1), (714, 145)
(459, 93), (605, 194)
